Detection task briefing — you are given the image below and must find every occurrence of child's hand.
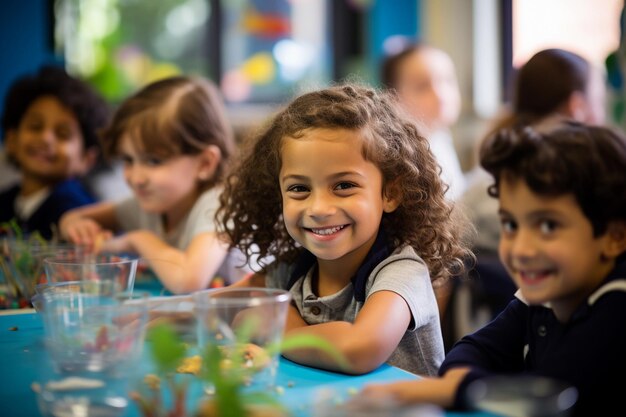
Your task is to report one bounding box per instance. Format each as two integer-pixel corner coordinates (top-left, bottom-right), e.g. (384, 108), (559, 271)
(358, 367), (470, 408)
(99, 234), (133, 254)
(63, 218), (113, 249)
(357, 380), (426, 406)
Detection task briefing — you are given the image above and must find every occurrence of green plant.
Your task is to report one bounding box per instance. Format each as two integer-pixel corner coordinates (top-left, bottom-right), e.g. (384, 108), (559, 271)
(0, 220), (53, 306)
(131, 324), (191, 417)
(132, 322), (347, 417)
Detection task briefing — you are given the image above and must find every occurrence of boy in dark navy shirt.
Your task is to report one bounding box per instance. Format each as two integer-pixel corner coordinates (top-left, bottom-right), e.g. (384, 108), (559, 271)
(360, 119), (626, 417)
(0, 66), (108, 239)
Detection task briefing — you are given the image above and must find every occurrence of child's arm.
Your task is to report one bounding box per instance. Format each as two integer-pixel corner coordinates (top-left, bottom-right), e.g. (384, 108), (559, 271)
(100, 229), (229, 294)
(281, 290), (411, 374)
(356, 299), (530, 408)
(357, 367), (470, 408)
(228, 272), (266, 288)
(59, 202), (119, 247)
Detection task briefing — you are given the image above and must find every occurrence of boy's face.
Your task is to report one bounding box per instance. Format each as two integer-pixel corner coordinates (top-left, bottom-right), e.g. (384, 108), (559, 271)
(395, 48), (461, 134)
(279, 128), (399, 269)
(12, 96), (93, 184)
(498, 176), (618, 320)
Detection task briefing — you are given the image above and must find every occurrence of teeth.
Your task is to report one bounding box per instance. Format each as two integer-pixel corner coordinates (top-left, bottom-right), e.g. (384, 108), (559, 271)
(311, 225), (345, 235)
(519, 270), (547, 280)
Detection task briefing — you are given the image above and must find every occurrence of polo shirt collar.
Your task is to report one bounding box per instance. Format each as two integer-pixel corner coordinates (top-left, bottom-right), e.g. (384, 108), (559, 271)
(287, 227), (392, 302)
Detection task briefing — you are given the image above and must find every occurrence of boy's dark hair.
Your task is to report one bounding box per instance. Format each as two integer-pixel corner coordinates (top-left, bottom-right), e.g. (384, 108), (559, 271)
(101, 76), (234, 189)
(1, 65), (109, 151)
(480, 120), (626, 237)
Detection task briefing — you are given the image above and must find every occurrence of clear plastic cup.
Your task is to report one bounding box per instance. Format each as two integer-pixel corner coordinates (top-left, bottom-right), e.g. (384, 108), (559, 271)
(32, 280), (148, 313)
(0, 239), (84, 304)
(466, 375), (579, 417)
(126, 294), (197, 344)
(35, 289), (149, 417)
(193, 287), (291, 391)
(43, 252), (138, 292)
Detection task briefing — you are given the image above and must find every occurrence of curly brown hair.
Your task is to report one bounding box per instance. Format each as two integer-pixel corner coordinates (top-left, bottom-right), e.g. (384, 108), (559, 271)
(217, 83), (472, 285)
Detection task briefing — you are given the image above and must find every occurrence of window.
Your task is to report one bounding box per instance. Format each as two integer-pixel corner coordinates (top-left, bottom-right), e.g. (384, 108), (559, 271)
(512, 0), (622, 69)
(55, 0), (332, 105)
(511, 0), (623, 125)
(219, 0), (331, 103)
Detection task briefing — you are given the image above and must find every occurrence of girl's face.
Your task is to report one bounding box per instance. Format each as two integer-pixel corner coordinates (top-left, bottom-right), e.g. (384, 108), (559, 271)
(11, 96), (93, 184)
(497, 176), (617, 320)
(118, 134), (207, 225)
(395, 48), (461, 133)
(279, 128), (399, 266)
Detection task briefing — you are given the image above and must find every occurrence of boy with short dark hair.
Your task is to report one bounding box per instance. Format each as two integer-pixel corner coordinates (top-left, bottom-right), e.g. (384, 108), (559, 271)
(361, 120), (626, 417)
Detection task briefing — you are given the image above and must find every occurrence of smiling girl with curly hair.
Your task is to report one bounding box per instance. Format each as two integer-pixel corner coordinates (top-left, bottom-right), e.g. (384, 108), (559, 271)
(217, 83), (472, 376)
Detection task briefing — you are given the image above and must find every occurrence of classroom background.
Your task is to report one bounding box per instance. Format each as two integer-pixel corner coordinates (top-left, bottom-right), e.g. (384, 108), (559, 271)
(1, 0), (624, 173)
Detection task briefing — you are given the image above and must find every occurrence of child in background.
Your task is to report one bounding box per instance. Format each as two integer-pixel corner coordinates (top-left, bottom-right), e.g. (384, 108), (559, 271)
(0, 66), (108, 240)
(60, 76), (248, 293)
(360, 120), (626, 417)
(449, 49), (610, 339)
(507, 48), (605, 125)
(381, 42), (466, 201)
(217, 84), (472, 375)
(462, 48), (607, 254)
(381, 42), (468, 330)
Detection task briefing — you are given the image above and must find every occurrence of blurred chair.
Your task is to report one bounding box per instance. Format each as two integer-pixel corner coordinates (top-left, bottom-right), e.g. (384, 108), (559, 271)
(441, 251), (516, 352)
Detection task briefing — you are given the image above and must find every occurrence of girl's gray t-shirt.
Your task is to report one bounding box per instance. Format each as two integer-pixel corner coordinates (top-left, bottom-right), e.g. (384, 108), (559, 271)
(115, 187), (249, 284)
(266, 245), (444, 376)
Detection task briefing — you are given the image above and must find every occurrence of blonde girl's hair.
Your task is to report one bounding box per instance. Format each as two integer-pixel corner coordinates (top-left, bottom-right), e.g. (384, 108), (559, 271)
(101, 76), (235, 188)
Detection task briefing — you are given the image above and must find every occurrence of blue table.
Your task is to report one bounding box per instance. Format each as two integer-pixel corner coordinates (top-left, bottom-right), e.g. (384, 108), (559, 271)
(0, 311), (498, 417)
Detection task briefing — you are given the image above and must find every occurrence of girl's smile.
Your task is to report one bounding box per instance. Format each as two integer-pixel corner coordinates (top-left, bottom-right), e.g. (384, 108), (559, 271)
(279, 127), (399, 269)
(305, 224), (349, 240)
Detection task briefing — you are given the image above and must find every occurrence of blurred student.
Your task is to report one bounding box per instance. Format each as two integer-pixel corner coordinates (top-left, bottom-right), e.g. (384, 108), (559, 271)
(60, 76), (248, 293)
(381, 42), (469, 333)
(381, 42), (466, 201)
(217, 84), (473, 375)
(0, 66), (108, 240)
(462, 48), (607, 254)
(0, 147), (20, 192)
(451, 49), (609, 335)
(360, 120), (626, 417)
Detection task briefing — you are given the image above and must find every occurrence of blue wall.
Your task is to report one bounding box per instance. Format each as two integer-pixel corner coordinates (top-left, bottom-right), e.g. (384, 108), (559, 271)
(367, 0), (421, 65)
(367, 0), (419, 82)
(0, 0), (63, 141)
(0, 0), (422, 134)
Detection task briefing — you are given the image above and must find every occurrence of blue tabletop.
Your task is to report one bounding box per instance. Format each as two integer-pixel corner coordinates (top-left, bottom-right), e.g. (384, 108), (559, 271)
(0, 311), (498, 417)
